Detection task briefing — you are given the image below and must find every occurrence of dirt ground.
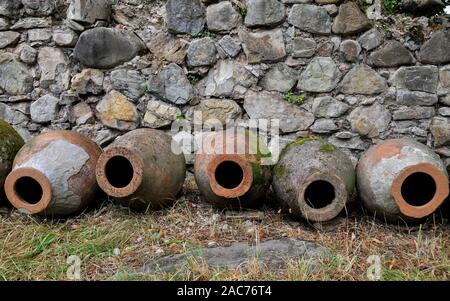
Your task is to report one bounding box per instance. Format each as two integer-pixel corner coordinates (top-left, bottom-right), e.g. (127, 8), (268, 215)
(0, 174), (449, 281)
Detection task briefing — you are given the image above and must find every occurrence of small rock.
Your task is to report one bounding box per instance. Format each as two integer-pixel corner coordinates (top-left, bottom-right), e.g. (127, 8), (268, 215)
(67, 0), (111, 29)
(430, 117), (450, 146)
(0, 53), (33, 95)
(245, 0), (285, 27)
(71, 69), (104, 95)
(328, 135), (367, 150)
(74, 28), (146, 69)
(0, 103), (28, 125)
(166, 0), (206, 36)
(28, 28), (52, 43)
(186, 37), (217, 67)
(10, 17), (51, 30)
(0, 0), (22, 17)
(391, 66), (439, 94)
(186, 99), (242, 125)
(438, 107), (450, 117)
(438, 65), (450, 96)
(38, 47), (70, 94)
(206, 1), (241, 32)
(357, 28), (383, 51)
(0, 31), (20, 49)
(348, 103), (391, 138)
(312, 96), (349, 118)
(217, 35), (241, 58)
(146, 31), (188, 65)
(340, 64), (387, 95)
(440, 95), (450, 106)
(96, 91), (139, 131)
(310, 119), (338, 133)
(298, 57), (341, 93)
(147, 63), (194, 105)
(332, 2), (372, 35)
(335, 131), (357, 139)
(238, 28), (286, 63)
(315, 0), (342, 3)
(143, 100), (181, 129)
(339, 39), (361, 62)
(418, 30), (450, 65)
(22, 0), (55, 16)
(396, 90), (438, 106)
(53, 29), (78, 47)
(244, 91), (315, 133)
(110, 69), (146, 101)
(0, 17), (9, 30)
(392, 106), (435, 120)
(367, 40), (414, 67)
(70, 102), (94, 125)
(19, 45), (38, 65)
(288, 4), (332, 34)
(201, 60), (258, 98)
(292, 37), (316, 58)
(30, 94), (59, 123)
(60, 91), (79, 105)
(259, 63), (297, 93)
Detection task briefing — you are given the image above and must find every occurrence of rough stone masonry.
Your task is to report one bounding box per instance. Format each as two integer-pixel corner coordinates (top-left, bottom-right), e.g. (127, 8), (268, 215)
(0, 0), (449, 167)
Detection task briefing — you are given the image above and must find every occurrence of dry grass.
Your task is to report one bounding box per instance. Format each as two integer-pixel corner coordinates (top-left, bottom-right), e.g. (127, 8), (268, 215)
(0, 181), (449, 281)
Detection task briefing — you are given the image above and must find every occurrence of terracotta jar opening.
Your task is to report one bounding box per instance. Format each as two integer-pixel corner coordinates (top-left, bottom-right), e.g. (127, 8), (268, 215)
(5, 167), (52, 214)
(104, 156), (135, 189)
(391, 163), (449, 219)
(400, 172), (436, 207)
(303, 180), (336, 209)
(297, 172), (348, 223)
(96, 147), (144, 199)
(15, 176), (43, 205)
(214, 160), (244, 190)
(207, 155), (253, 199)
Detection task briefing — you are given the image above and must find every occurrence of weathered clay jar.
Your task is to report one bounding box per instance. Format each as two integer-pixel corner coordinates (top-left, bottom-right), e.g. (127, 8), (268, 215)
(0, 119), (25, 204)
(357, 138), (449, 223)
(194, 128), (272, 209)
(273, 139), (356, 223)
(4, 130), (102, 217)
(96, 129), (186, 210)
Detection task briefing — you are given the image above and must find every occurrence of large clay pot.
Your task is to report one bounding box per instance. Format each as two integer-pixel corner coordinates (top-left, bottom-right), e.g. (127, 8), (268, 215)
(95, 129), (186, 210)
(5, 130), (102, 217)
(273, 139), (356, 223)
(194, 128), (272, 209)
(357, 138), (449, 223)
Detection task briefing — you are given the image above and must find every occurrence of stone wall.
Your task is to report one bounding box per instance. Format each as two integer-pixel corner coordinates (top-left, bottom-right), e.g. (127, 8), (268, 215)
(0, 0), (449, 167)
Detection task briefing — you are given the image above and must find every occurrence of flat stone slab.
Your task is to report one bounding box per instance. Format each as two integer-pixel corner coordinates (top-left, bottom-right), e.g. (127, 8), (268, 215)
(140, 238), (328, 273)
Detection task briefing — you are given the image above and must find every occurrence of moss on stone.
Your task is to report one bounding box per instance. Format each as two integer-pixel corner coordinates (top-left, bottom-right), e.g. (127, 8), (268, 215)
(345, 174), (356, 192)
(280, 136), (317, 157)
(273, 165), (288, 179)
(250, 162), (263, 185)
(0, 119), (24, 162)
(319, 143), (335, 153)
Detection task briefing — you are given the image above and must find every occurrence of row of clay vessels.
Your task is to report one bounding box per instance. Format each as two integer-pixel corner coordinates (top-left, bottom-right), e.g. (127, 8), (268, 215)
(0, 119), (448, 224)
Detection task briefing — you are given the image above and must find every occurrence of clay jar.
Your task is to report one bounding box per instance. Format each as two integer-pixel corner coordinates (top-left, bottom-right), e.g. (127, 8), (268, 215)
(5, 130), (102, 217)
(95, 129), (186, 210)
(357, 138), (449, 223)
(273, 139), (356, 223)
(194, 128), (272, 209)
